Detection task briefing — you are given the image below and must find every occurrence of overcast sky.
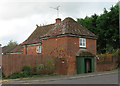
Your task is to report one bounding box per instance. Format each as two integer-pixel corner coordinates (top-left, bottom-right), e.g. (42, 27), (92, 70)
(0, 0), (118, 46)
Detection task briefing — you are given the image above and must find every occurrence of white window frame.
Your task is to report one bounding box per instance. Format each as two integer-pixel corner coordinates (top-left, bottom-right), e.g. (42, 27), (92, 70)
(36, 46), (41, 53)
(79, 38), (86, 48)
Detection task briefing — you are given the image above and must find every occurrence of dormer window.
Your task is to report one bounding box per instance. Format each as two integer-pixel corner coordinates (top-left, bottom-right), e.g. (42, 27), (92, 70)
(79, 38), (86, 48)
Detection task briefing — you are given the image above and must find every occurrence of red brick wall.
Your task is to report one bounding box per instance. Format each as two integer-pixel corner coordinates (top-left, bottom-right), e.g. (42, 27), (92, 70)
(41, 36), (96, 74)
(67, 37), (79, 56)
(96, 54), (118, 72)
(86, 39), (96, 55)
(24, 36), (97, 57)
(67, 56), (77, 74)
(42, 36), (68, 57)
(67, 37), (97, 56)
(23, 44), (41, 55)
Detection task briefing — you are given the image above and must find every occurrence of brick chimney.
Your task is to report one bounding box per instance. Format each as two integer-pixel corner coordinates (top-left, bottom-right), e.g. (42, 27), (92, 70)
(56, 18), (61, 23)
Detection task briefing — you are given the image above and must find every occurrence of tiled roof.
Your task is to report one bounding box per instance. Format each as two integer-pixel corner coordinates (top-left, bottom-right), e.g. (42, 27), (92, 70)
(21, 24), (54, 45)
(10, 45), (23, 53)
(42, 17), (96, 38)
(2, 45), (17, 54)
(22, 17), (97, 45)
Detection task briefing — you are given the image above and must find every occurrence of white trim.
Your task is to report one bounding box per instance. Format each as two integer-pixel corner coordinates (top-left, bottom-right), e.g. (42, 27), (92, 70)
(79, 38), (86, 48)
(6, 52), (23, 54)
(36, 46), (41, 53)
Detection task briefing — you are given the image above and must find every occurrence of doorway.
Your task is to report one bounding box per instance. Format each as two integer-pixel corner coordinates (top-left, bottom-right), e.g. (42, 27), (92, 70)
(76, 56), (94, 74)
(85, 59), (92, 73)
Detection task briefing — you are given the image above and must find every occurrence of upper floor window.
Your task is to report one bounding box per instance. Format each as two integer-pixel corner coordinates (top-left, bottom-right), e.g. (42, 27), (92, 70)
(79, 38), (86, 48)
(36, 46), (41, 53)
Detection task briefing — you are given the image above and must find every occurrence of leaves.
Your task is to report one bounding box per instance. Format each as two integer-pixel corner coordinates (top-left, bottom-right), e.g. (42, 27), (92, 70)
(77, 4), (119, 54)
(7, 40), (18, 46)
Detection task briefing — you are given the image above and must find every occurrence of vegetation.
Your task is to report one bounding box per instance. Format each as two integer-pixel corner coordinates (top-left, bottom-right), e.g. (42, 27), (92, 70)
(79, 51), (94, 56)
(7, 40), (18, 46)
(34, 64), (45, 75)
(114, 49), (120, 67)
(77, 4), (119, 54)
(45, 58), (56, 74)
(2, 58), (56, 79)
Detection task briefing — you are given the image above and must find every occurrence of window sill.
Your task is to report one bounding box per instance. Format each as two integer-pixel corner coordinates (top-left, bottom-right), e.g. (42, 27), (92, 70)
(79, 47), (87, 49)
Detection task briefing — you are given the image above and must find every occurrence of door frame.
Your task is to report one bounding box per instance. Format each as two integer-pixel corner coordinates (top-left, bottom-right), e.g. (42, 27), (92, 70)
(76, 56), (94, 74)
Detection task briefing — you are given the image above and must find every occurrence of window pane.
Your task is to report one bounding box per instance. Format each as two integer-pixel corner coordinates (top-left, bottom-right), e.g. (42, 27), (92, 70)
(83, 43), (85, 46)
(80, 38), (82, 46)
(80, 39), (82, 43)
(80, 42), (82, 46)
(83, 39), (85, 42)
(79, 38), (86, 47)
(39, 46), (41, 53)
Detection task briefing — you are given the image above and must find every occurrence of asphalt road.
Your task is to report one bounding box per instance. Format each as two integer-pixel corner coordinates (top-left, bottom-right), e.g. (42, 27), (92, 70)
(2, 70), (119, 84)
(42, 72), (118, 84)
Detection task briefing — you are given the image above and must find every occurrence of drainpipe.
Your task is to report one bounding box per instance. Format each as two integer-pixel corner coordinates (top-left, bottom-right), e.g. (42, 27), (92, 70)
(25, 45), (27, 55)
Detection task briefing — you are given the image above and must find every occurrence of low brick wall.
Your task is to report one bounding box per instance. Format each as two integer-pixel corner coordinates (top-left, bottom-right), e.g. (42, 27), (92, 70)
(96, 54), (118, 72)
(2, 55), (56, 76)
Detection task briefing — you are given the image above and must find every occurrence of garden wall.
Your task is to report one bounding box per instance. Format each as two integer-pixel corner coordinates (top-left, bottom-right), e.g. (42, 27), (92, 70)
(2, 55), (56, 76)
(2, 54), (118, 76)
(96, 54), (118, 72)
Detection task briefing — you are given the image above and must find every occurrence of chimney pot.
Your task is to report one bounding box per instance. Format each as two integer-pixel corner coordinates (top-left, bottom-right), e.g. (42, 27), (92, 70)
(56, 18), (61, 23)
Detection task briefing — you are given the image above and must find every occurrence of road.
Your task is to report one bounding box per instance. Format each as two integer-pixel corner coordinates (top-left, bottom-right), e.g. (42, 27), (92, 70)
(2, 70), (118, 84)
(43, 72), (118, 84)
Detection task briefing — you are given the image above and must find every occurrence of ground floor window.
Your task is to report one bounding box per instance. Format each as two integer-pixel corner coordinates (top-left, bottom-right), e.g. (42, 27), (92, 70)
(36, 46), (41, 53)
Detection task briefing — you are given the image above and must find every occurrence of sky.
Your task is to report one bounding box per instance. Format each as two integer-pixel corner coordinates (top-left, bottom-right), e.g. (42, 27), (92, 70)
(0, 0), (118, 47)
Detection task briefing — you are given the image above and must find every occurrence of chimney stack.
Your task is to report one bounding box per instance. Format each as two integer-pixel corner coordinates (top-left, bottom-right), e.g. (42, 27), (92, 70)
(56, 18), (61, 24)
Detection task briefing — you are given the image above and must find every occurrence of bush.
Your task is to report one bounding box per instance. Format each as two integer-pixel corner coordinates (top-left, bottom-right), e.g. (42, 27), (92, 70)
(21, 65), (33, 77)
(7, 65), (33, 79)
(9, 72), (21, 79)
(34, 64), (44, 75)
(45, 58), (56, 74)
(2, 73), (8, 79)
(114, 49), (120, 67)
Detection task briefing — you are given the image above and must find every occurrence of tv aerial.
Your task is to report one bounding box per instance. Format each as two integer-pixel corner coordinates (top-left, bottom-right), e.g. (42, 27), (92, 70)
(50, 5), (60, 18)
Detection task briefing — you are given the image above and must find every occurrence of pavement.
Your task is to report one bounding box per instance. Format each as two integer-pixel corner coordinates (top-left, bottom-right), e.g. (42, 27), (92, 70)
(1, 70), (118, 84)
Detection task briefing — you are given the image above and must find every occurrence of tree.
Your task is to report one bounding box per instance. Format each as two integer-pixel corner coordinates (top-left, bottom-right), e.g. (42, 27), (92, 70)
(77, 4), (119, 54)
(7, 40), (18, 46)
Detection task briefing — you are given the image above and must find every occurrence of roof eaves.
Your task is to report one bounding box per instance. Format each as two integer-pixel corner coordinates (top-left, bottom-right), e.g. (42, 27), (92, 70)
(6, 52), (23, 55)
(40, 33), (97, 40)
(22, 42), (42, 46)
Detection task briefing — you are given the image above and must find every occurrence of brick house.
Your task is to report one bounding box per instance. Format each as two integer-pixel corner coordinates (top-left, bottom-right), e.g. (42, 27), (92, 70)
(9, 17), (97, 75)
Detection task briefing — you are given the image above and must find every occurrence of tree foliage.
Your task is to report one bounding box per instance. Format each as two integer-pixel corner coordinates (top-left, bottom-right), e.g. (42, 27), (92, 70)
(77, 4), (119, 54)
(7, 40), (18, 46)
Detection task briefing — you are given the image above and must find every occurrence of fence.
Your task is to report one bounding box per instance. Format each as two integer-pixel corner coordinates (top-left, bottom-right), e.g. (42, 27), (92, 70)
(96, 54), (118, 72)
(2, 54), (56, 76)
(2, 54), (119, 76)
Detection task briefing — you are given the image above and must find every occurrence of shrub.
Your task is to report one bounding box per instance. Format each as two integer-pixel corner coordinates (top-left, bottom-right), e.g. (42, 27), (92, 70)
(21, 65), (33, 77)
(9, 72), (21, 79)
(45, 58), (56, 74)
(2, 73), (7, 79)
(8, 65), (33, 79)
(114, 49), (120, 67)
(34, 64), (44, 75)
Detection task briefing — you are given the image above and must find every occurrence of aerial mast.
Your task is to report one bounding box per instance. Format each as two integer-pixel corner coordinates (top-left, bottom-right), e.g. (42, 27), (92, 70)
(50, 5), (60, 18)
